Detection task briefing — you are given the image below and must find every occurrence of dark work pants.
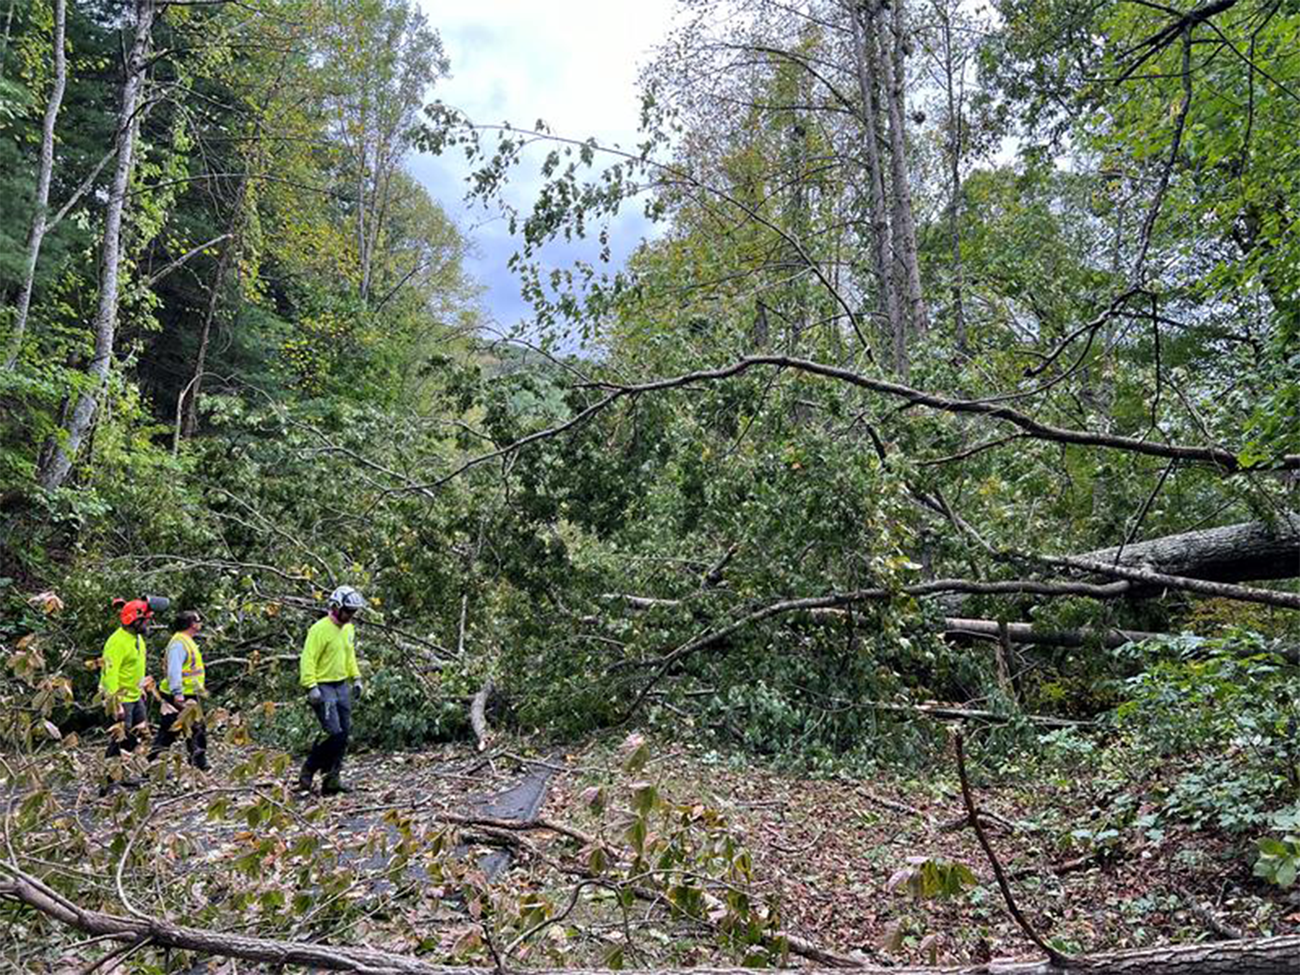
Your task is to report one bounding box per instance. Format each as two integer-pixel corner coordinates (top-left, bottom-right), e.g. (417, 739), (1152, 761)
(105, 699), (148, 758)
(303, 680), (351, 777)
(149, 702), (208, 770)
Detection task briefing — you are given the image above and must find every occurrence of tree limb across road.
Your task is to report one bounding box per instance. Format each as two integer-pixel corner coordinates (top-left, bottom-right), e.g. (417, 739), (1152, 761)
(576, 356), (1300, 472)
(396, 356), (1300, 498)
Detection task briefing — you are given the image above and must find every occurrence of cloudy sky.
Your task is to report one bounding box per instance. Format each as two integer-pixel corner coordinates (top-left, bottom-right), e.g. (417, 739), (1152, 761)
(412, 1), (681, 333)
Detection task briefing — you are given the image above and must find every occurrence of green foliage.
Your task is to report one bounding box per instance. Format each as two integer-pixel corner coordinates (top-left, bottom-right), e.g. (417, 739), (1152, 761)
(1255, 806), (1300, 889)
(1109, 631), (1300, 833)
(887, 856), (978, 900)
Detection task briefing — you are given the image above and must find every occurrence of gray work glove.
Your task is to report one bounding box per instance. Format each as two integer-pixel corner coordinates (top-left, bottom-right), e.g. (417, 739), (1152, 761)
(307, 685), (323, 705)
(351, 680), (364, 701)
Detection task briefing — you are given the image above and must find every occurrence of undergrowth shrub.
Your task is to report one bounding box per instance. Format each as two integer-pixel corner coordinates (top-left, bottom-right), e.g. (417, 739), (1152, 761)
(1113, 629), (1300, 832)
(1027, 630), (1300, 861)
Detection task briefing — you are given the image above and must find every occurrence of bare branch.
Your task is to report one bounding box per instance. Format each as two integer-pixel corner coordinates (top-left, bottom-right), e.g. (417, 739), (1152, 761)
(953, 730), (1074, 968)
(142, 233), (231, 287)
(9, 856), (1300, 973)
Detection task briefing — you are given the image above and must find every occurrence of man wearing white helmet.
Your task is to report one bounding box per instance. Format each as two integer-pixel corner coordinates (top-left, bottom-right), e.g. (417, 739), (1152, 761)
(297, 585), (366, 795)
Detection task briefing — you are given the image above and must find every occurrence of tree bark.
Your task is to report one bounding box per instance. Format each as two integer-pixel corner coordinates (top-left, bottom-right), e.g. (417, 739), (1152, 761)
(3, 0), (68, 370)
(0, 0), (15, 78)
(848, 0), (905, 375)
(37, 0), (156, 491)
(7, 863), (1300, 974)
(1083, 513), (1300, 584)
(937, 0), (966, 353)
(181, 231), (236, 441)
(470, 677), (494, 752)
(875, 0), (929, 340)
(942, 618), (1163, 648)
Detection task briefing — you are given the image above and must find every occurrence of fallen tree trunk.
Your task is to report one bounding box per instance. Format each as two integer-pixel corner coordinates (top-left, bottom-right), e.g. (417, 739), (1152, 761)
(5, 862), (1300, 974)
(859, 699), (1086, 728)
(941, 618), (1162, 648)
(1082, 513), (1300, 584)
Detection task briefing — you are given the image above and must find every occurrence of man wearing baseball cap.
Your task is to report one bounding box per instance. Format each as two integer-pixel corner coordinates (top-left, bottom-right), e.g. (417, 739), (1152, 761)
(149, 609), (209, 771)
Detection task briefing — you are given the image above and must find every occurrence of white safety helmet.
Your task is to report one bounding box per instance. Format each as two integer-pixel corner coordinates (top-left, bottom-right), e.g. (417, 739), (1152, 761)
(327, 585), (365, 613)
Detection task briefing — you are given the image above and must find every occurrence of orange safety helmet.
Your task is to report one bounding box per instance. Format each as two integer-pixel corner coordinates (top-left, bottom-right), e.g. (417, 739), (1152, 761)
(113, 595), (171, 627)
(118, 599), (151, 626)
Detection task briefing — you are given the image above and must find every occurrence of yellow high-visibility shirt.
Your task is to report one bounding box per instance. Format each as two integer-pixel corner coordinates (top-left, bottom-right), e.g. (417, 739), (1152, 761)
(299, 615), (359, 687)
(101, 627), (146, 703)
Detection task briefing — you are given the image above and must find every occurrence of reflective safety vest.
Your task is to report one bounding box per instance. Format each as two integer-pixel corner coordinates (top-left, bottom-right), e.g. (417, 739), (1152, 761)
(160, 631), (205, 696)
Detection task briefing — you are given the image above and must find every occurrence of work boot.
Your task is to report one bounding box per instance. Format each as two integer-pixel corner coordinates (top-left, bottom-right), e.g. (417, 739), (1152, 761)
(296, 767), (316, 794)
(321, 773), (352, 796)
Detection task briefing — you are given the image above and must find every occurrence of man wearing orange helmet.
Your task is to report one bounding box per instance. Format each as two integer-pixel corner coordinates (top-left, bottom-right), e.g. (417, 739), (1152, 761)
(100, 595), (169, 765)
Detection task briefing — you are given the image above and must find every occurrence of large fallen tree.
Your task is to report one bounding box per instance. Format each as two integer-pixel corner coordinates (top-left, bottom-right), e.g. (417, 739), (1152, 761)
(940, 618), (1161, 648)
(4, 862), (1300, 975)
(1081, 513), (1300, 585)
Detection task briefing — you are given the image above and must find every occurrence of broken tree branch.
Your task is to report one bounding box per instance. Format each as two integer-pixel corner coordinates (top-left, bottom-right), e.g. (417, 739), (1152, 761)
(470, 679), (495, 753)
(9, 857), (1300, 973)
(1044, 554), (1300, 610)
(941, 618), (1162, 649)
(398, 356), (1299, 497)
(953, 730), (1074, 969)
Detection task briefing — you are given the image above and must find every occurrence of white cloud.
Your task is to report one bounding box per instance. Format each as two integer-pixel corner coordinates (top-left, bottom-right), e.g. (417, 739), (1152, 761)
(414, 1), (680, 331)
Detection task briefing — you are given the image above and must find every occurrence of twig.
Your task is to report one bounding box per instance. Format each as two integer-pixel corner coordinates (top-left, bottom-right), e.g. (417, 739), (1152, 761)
(504, 878), (607, 959)
(1008, 852), (1102, 881)
(938, 809), (1022, 834)
(1174, 883), (1245, 940)
(1130, 28), (1194, 284)
(1112, 458), (1178, 565)
(853, 785), (927, 820)
(953, 730), (1074, 968)
(77, 936), (152, 975)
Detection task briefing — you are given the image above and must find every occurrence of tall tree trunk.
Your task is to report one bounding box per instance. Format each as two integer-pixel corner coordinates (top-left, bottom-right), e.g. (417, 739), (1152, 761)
(785, 108), (810, 352)
(356, 153), (370, 303)
(3, 0), (68, 371)
(938, 2), (966, 354)
(365, 135), (396, 305)
(37, 0), (156, 492)
(849, 0), (904, 375)
(180, 238), (234, 442)
(875, 0), (929, 340)
(0, 0), (15, 78)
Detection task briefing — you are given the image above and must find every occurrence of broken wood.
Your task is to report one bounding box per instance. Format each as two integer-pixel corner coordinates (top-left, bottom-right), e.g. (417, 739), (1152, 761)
(995, 620), (1016, 701)
(1008, 852), (1102, 881)
(10, 859), (1300, 973)
(852, 785), (926, 820)
(938, 809), (1021, 834)
(1174, 884), (1245, 941)
(470, 678), (495, 752)
(858, 700), (1087, 729)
